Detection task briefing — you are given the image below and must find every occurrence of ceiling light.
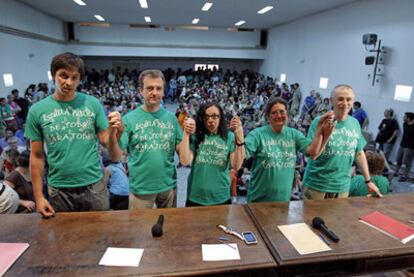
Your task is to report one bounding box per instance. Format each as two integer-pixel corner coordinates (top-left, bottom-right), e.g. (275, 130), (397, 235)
(235, 20), (246, 26)
(202, 2), (213, 11)
(180, 25), (209, 31)
(94, 15), (105, 21)
(145, 16), (151, 23)
(139, 0), (148, 8)
(73, 0), (86, 6)
(192, 18), (200, 24)
(280, 73), (286, 83)
(257, 6), (273, 14)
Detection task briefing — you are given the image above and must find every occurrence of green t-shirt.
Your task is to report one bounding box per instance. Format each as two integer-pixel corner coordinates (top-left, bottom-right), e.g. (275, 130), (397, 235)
(187, 132), (235, 205)
(24, 93), (108, 188)
(120, 106), (183, 195)
(349, 175), (390, 196)
(245, 125), (310, 202)
(303, 115), (366, 193)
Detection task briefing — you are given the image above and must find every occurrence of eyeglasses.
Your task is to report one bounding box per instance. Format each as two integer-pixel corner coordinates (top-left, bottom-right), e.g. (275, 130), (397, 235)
(204, 114), (220, 120)
(270, 110), (287, 116)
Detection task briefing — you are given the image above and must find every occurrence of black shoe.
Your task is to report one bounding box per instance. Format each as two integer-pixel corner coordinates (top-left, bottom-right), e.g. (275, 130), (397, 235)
(398, 176), (408, 182)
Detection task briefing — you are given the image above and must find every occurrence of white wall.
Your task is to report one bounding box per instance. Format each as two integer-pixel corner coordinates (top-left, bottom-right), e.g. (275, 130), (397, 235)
(0, 0), (65, 96)
(75, 24), (260, 48)
(67, 24), (266, 59)
(0, 1), (262, 95)
(0, 0), (64, 40)
(83, 57), (259, 72)
(260, 0), (414, 162)
(0, 32), (64, 96)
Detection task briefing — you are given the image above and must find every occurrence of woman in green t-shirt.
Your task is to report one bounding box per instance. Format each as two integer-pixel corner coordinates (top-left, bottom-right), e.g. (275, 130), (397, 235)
(179, 102), (245, 206)
(245, 98), (335, 203)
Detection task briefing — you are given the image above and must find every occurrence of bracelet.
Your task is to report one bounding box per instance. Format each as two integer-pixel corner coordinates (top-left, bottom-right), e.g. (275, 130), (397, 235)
(235, 142), (245, 146)
(365, 179), (371, 184)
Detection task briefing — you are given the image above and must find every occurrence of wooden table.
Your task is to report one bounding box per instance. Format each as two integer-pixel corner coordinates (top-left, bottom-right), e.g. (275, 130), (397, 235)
(1, 205), (276, 276)
(247, 193), (414, 276)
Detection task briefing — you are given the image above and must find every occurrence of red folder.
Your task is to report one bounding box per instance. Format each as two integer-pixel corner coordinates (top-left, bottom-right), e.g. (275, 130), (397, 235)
(359, 211), (414, 244)
(0, 243), (29, 276)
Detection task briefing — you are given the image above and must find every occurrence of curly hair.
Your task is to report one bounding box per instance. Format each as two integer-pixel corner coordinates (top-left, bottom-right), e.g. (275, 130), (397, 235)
(195, 102), (228, 149)
(366, 151), (385, 175)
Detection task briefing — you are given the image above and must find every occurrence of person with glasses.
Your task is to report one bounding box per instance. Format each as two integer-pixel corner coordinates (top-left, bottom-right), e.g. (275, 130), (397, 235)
(179, 102), (245, 206)
(244, 97), (335, 202)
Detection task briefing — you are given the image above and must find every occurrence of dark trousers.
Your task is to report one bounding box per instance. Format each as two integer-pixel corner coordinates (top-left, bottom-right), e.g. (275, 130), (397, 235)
(110, 193), (129, 210)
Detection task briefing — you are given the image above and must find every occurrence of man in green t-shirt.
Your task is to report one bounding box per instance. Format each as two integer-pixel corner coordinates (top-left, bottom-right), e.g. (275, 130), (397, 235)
(108, 69), (184, 209)
(302, 84), (382, 199)
(25, 52), (111, 218)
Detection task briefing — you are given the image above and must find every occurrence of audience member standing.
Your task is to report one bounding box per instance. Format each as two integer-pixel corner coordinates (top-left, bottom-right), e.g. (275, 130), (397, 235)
(395, 112), (414, 182)
(353, 101), (368, 129)
(375, 108), (399, 162)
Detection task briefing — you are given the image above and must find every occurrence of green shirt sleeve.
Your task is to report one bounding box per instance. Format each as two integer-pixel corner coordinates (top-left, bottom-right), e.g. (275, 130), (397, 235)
(306, 116), (320, 140)
(119, 115), (130, 151)
(294, 128), (311, 154)
(94, 98), (109, 133)
(355, 127), (366, 153)
(245, 129), (259, 159)
(24, 107), (43, 141)
(228, 132), (235, 153)
(175, 119), (183, 146)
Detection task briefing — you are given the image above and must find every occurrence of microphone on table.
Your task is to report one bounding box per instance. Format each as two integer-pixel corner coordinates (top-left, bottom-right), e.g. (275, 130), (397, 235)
(312, 217), (340, 243)
(151, 215), (164, 237)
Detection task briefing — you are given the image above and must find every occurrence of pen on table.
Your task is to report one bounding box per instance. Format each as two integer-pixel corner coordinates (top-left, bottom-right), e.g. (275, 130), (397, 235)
(318, 233), (330, 246)
(218, 239), (237, 250)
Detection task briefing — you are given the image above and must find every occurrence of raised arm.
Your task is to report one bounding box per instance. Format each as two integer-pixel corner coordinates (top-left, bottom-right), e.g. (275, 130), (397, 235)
(178, 117), (195, 166)
(229, 116), (246, 171)
(107, 112), (125, 162)
(306, 111), (335, 159)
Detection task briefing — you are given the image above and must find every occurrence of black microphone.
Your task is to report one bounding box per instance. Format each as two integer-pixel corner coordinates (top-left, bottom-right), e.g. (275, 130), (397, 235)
(312, 217), (340, 243)
(151, 215), (164, 237)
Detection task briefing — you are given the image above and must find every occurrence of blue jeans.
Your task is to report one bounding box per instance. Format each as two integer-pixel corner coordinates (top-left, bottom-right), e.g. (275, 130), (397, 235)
(379, 143), (395, 161)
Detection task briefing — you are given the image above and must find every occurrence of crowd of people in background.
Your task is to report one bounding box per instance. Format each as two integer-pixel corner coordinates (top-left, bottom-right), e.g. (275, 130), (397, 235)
(1, 57), (413, 214)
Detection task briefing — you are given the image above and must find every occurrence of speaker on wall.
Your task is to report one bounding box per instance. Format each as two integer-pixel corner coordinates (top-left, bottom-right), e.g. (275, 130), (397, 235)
(67, 22), (75, 41)
(362, 33), (377, 45)
(365, 56), (375, 65)
(260, 30), (268, 48)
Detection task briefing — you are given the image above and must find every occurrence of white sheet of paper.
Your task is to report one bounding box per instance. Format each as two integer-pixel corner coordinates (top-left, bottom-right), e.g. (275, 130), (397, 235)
(278, 223), (331, 255)
(99, 247), (144, 267)
(202, 244), (240, 261)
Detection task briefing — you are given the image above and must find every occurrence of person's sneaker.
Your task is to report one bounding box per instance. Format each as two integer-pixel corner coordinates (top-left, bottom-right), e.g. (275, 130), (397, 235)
(398, 176), (408, 182)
